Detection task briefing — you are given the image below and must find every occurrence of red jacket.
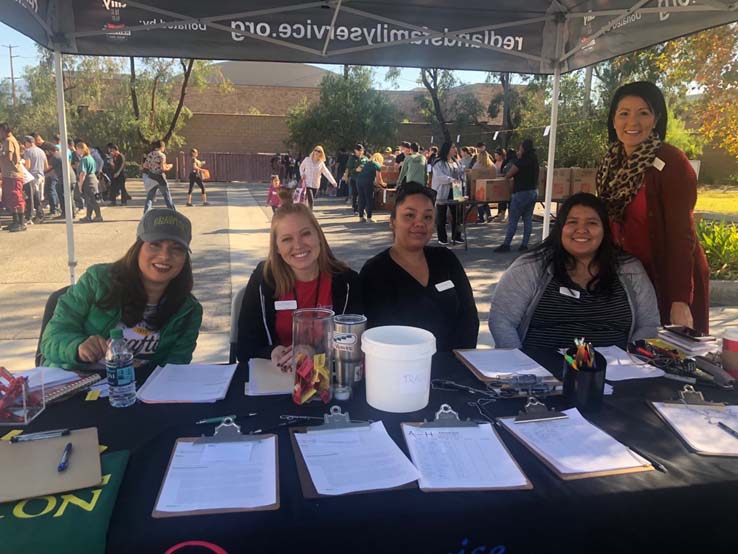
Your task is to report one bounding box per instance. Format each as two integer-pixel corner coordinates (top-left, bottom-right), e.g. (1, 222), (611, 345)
(620, 143), (710, 333)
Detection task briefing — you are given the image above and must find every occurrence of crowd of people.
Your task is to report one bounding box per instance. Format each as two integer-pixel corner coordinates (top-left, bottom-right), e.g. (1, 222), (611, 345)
(29, 81), (710, 371)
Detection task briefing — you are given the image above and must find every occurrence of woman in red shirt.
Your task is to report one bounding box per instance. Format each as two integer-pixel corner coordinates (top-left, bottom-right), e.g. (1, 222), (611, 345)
(237, 203), (362, 370)
(596, 81), (709, 333)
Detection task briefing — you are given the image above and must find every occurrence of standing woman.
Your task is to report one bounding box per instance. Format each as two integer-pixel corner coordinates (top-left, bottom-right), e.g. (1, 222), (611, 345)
(430, 142), (465, 245)
(76, 142), (103, 223)
(236, 203), (361, 367)
(356, 152), (386, 223)
(299, 145), (336, 210)
(495, 139), (539, 252)
(186, 148), (208, 207)
(596, 81), (709, 333)
(144, 140), (175, 214)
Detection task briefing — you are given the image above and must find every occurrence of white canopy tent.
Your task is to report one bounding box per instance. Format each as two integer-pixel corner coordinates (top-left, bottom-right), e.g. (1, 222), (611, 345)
(2, 0), (736, 283)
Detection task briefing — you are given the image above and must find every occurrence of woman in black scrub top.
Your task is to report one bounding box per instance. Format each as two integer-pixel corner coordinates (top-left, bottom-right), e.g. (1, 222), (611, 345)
(360, 182), (479, 351)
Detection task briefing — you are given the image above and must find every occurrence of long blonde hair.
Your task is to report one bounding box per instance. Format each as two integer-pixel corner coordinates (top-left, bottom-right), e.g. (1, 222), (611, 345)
(370, 153), (384, 165)
(263, 203), (348, 297)
(311, 145), (326, 163)
(474, 150), (494, 167)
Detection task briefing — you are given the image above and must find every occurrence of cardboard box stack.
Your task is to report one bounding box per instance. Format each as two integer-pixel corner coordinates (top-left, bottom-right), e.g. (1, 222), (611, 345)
(570, 168), (598, 195)
(536, 168), (572, 200)
(475, 178), (512, 202)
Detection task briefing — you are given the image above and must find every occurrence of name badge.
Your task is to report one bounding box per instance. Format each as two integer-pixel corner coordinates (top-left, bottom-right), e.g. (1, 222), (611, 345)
(435, 280), (455, 292)
(652, 157), (665, 171)
(275, 300), (298, 311)
(559, 286), (580, 299)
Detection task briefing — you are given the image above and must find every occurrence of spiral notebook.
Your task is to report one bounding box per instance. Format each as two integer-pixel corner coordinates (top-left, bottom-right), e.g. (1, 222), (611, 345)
(45, 374), (102, 403)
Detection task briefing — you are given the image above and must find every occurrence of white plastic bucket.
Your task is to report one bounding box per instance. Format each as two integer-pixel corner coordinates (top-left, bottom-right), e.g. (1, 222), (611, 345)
(361, 326), (436, 413)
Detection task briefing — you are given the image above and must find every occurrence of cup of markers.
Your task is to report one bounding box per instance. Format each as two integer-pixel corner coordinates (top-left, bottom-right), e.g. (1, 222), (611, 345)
(562, 338), (606, 413)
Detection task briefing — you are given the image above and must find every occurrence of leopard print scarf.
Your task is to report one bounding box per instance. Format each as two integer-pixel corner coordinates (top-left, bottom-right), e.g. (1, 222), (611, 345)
(596, 132), (661, 222)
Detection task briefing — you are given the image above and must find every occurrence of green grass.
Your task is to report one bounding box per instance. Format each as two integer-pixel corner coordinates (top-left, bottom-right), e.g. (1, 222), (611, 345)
(696, 187), (738, 215)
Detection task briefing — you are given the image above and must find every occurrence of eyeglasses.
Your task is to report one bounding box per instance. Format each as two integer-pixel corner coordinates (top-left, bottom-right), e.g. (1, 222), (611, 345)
(396, 182), (437, 202)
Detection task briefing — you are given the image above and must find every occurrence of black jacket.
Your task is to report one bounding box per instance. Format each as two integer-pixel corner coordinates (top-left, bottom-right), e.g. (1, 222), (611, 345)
(237, 261), (363, 363)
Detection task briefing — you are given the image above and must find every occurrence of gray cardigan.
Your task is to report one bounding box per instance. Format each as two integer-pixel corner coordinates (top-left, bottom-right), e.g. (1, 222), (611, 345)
(430, 159), (463, 205)
(489, 253), (660, 348)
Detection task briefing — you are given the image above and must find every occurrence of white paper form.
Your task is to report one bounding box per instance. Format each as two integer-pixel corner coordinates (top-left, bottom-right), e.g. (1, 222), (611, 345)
(16, 366), (79, 390)
(499, 408), (650, 475)
(401, 423), (529, 489)
(155, 437), (277, 512)
(458, 349), (553, 379)
(651, 403), (738, 456)
(245, 358), (293, 396)
(293, 421), (419, 495)
(137, 363), (238, 403)
(597, 346), (665, 381)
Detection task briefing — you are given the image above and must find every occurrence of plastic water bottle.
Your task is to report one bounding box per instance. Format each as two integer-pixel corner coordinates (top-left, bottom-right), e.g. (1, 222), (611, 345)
(106, 328), (136, 408)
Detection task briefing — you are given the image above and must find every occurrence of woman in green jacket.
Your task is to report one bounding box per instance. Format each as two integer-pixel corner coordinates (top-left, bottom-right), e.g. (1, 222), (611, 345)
(41, 209), (202, 369)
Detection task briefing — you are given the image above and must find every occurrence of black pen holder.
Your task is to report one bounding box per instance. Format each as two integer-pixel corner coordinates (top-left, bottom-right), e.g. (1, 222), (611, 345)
(562, 348), (606, 413)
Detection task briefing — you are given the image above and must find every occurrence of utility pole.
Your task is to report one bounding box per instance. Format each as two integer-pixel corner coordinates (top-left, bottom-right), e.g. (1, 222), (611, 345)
(3, 45), (19, 107)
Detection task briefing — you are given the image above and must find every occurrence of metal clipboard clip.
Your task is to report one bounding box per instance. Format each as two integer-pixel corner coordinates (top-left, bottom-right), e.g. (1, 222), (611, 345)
(514, 397), (568, 423)
(306, 405), (371, 433)
(677, 385), (725, 408)
(194, 416), (263, 443)
(419, 403), (478, 428)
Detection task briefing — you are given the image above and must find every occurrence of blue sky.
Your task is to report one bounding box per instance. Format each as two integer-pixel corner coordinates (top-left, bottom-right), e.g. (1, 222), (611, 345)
(0, 21), (491, 90)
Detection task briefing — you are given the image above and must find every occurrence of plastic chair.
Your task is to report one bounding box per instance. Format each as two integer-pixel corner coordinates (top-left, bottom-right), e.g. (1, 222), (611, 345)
(35, 285), (71, 367)
(229, 285), (247, 364)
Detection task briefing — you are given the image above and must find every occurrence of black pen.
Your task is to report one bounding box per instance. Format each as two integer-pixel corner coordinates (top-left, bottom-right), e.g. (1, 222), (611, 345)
(627, 444), (668, 473)
(717, 421), (738, 441)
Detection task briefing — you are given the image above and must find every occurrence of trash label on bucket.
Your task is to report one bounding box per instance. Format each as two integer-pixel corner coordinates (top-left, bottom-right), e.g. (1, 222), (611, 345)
(334, 333), (357, 352)
(400, 372), (428, 394)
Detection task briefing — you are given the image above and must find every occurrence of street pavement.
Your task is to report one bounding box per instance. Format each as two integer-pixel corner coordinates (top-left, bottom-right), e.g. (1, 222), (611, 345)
(0, 179), (735, 371)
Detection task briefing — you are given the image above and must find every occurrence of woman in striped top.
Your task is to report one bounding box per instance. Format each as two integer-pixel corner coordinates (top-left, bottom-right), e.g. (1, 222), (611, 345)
(489, 193), (660, 350)
(299, 145), (337, 210)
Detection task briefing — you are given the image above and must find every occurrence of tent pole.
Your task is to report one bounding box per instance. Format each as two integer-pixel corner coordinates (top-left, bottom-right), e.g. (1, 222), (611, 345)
(542, 18), (564, 240)
(54, 49), (77, 285)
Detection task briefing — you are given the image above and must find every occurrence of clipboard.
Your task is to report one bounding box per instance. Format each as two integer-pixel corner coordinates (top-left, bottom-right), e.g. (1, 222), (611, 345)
(498, 398), (655, 481)
(0, 427), (102, 503)
(453, 349), (562, 391)
(152, 418), (279, 517)
(289, 406), (415, 499)
(402, 404), (533, 492)
(648, 385), (738, 457)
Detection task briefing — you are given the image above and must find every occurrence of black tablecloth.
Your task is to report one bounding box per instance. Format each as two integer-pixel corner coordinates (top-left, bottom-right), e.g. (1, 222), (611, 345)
(20, 351), (738, 554)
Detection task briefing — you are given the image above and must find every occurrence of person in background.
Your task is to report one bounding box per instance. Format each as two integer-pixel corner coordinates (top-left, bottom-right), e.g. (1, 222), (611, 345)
(335, 147), (349, 197)
(41, 143), (61, 217)
(69, 138), (84, 214)
(143, 139), (175, 213)
(107, 143), (129, 206)
(299, 145), (336, 210)
(22, 135), (47, 224)
(471, 145), (494, 223)
(397, 142), (427, 186)
(492, 148), (508, 221)
(490, 193), (659, 350)
(356, 152), (386, 223)
(186, 148), (208, 207)
(266, 174), (282, 213)
(383, 147), (395, 166)
(41, 209), (202, 369)
(344, 144), (367, 214)
(236, 203), (361, 368)
(76, 141), (103, 223)
(395, 141), (410, 167)
(32, 133), (45, 148)
(430, 142), (465, 245)
(495, 138), (540, 252)
(360, 182), (478, 351)
(0, 123), (26, 233)
(596, 81), (710, 333)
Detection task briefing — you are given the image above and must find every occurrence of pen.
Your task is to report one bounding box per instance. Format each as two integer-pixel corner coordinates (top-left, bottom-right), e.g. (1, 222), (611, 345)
(10, 429), (70, 443)
(717, 421), (738, 441)
(627, 444), (668, 473)
(195, 414), (256, 425)
(57, 442), (73, 472)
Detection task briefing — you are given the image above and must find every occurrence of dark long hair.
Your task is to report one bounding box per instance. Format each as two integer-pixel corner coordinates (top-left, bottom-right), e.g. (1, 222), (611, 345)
(533, 193), (620, 292)
(607, 81), (668, 143)
(100, 239), (194, 328)
(433, 142), (455, 166)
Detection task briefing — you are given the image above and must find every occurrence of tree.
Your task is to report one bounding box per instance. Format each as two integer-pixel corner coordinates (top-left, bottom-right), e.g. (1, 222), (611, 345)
(417, 68), (456, 144)
(285, 66), (399, 153)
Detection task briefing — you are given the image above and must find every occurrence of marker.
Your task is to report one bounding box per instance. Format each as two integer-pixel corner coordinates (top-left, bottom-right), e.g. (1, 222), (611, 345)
(717, 421), (738, 441)
(564, 354), (578, 370)
(58, 442), (73, 472)
(10, 429), (70, 443)
(627, 444), (668, 473)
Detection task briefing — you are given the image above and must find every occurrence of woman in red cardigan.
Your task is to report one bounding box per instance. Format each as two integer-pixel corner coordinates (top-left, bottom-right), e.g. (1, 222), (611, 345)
(596, 81), (709, 333)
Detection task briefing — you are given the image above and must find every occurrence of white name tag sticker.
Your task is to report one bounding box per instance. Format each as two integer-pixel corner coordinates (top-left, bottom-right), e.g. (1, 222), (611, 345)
(274, 300), (298, 311)
(559, 286), (581, 299)
(652, 157), (665, 171)
(435, 280), (455, 292)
